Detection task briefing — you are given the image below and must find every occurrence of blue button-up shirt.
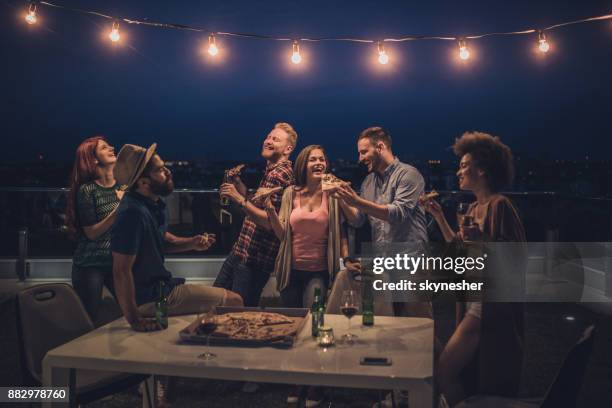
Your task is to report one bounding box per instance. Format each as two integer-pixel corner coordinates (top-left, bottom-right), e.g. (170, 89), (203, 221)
(351, 158), (428, 244)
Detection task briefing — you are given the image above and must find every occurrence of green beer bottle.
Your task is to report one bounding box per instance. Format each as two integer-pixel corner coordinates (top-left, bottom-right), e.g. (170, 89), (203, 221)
(318, 289), (326, 328)
(311, 287), (322, 337)
(362, 263), (374, 326)
(155, 281), (168, 329)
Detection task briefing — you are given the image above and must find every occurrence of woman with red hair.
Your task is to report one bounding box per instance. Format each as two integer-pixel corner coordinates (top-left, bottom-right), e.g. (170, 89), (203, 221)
(65, 136), (123, 324)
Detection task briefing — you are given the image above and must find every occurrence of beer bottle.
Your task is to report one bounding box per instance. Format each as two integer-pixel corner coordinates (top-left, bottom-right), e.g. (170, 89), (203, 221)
(311, 287), (322, 337)
(221, 170), (230, 207)
(318, 289), (326, 328)
(362, 263), (374, 326)
(155, 281), (168, 329)
(220, 170), (232, 226)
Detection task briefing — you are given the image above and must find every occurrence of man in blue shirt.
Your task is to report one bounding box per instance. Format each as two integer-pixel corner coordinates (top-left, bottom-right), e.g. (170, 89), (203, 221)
(333, 127), (429, 408)
(334, 126), (428, 244)
(111, 143), (242, 332)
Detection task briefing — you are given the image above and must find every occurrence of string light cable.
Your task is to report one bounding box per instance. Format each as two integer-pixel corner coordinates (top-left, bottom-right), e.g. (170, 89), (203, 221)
(22, 1), (611, 57)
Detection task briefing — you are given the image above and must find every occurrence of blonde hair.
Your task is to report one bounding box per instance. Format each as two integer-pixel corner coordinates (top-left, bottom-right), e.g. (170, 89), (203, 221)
(274, 122), (298, 149)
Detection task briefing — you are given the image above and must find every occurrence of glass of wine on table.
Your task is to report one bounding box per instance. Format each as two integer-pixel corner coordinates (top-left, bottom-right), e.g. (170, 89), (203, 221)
(197, 307), (217, 360)
(340, 289), (359, 345)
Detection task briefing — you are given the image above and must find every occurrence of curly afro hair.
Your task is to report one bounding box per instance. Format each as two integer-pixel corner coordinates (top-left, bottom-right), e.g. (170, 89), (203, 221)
(453, 131), (515, 192)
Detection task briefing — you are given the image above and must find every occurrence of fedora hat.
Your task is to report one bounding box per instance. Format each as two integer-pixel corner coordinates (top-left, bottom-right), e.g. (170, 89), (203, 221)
(113, 143), (157, 188)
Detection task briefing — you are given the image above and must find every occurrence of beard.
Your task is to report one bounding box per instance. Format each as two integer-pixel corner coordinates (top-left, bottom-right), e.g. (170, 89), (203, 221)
(150, 177), (174, 197)
(361, 154), (380, 173)
(261, 147), (281, 161)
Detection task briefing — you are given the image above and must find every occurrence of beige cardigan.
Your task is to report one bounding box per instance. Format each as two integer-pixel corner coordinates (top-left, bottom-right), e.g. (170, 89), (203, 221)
(274, 186), (342, 292)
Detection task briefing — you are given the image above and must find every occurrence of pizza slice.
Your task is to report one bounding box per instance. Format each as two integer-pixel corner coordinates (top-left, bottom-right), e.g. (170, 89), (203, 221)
(227, 164), (245, 178)
(257, 312), (294, 326)
(321, 173), (347, 191)
(251, 186), (283, 203)
(419, 190), (440, 204)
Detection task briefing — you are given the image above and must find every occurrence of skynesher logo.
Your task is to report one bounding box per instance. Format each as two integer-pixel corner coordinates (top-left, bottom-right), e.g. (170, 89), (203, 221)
(372, 254), (487, 275)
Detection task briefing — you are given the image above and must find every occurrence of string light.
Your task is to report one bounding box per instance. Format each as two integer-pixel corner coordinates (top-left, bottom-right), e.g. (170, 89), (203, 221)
(538, 31), (550, 53)
(458, 39), (470, 60)
(17, 2), (612, 69)
(208, 34), (219, 56)
(25, 2), (37, 25)
(109, 21), (120, 43)
(377, 42), (389, 65)
(291, 41), (302, 64)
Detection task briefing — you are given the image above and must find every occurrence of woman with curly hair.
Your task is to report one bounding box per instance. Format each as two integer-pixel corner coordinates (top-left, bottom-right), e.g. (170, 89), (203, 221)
(422, 131), (526, 406)
(65, 136), (123, 324)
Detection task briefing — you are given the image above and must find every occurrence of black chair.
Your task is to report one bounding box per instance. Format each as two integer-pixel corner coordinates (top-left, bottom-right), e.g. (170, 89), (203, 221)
(456, 324), (596, 408)
(16, 283), (151, 407)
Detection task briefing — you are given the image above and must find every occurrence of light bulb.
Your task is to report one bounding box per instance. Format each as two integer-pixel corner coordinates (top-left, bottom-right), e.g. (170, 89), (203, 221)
(208, 34), (218, 56)
(25, 3), (37, 25)
(109, 21), (120, 43)
(458, 39), (470, 60)
(291, 41), (301, 64)
(377, 42), (389, 65)
(538, 31), (550, 53)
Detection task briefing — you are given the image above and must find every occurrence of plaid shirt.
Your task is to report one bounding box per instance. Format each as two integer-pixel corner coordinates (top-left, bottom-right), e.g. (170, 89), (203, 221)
(231, 160), (294, 271)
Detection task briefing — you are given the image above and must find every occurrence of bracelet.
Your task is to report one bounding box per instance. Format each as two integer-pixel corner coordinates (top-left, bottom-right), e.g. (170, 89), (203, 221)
(240, 198), (248, 208)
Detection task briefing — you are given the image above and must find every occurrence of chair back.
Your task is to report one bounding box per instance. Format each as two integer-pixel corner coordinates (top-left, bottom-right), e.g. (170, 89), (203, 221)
(16, 283), (94, 382)
(540, 325), (596, 408)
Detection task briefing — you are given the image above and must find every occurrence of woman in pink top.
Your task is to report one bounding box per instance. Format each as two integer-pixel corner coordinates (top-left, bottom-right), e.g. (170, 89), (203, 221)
(265, 145), (351, 309)
(264, 145), (351, 407)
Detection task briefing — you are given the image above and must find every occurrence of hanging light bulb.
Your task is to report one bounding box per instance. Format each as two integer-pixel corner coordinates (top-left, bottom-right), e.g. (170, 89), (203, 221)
(25, 2), (37, 25)
(377, 42), (389, 65)
(458, 39), (470, 60)
(538, 31), (550, 53)
(291, 41), (302, 64)
(208, 34), (219, 56)
(109, 21), (120, 43)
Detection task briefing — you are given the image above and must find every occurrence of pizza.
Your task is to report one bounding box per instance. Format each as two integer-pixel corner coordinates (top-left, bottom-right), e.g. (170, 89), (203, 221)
(227, 164), (245, 177)
(419, 190), (439, 204)
(251, 186), (283, 203)
(201, 311), (296, 341)
(321, 173), (346, 191)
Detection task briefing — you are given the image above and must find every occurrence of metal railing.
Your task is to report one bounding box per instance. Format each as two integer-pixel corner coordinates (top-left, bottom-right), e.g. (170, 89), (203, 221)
(1, 188), (611, 281)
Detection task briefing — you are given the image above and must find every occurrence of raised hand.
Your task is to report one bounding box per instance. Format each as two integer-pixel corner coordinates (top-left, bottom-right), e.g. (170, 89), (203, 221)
(220, 183), (244, 204)
(333, 183), (359, 206)
(263, 195), (275, 212)
(191, 233), (216, 251)
(420, 196), (444, 219)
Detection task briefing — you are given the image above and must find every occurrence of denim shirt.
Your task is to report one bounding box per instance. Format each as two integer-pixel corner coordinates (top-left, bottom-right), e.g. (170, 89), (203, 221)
(351, 158), (428, 244)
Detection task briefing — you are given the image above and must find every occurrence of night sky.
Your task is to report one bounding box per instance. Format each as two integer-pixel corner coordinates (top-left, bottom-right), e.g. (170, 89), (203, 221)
(2, 0), (611, 162)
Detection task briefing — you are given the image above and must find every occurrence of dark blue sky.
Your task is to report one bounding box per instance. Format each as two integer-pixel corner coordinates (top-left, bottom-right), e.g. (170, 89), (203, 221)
(2, 0), (611, 162)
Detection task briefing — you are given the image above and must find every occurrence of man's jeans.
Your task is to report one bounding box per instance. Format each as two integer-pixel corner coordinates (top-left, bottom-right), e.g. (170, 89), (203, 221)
(213, 253), (271, 307)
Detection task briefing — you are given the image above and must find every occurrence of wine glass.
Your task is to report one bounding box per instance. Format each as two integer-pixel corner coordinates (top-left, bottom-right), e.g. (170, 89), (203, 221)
(340, 290), (359, 344)
(456, 202), (471, 228)
(197, 307), (217, 360)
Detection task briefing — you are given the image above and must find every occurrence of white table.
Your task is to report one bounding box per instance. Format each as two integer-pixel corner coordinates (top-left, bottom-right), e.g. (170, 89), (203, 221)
(43, 314), (433, 407)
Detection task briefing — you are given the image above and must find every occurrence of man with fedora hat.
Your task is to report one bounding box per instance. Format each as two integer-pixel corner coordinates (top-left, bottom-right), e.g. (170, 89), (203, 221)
(111, 143), (243, 332)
